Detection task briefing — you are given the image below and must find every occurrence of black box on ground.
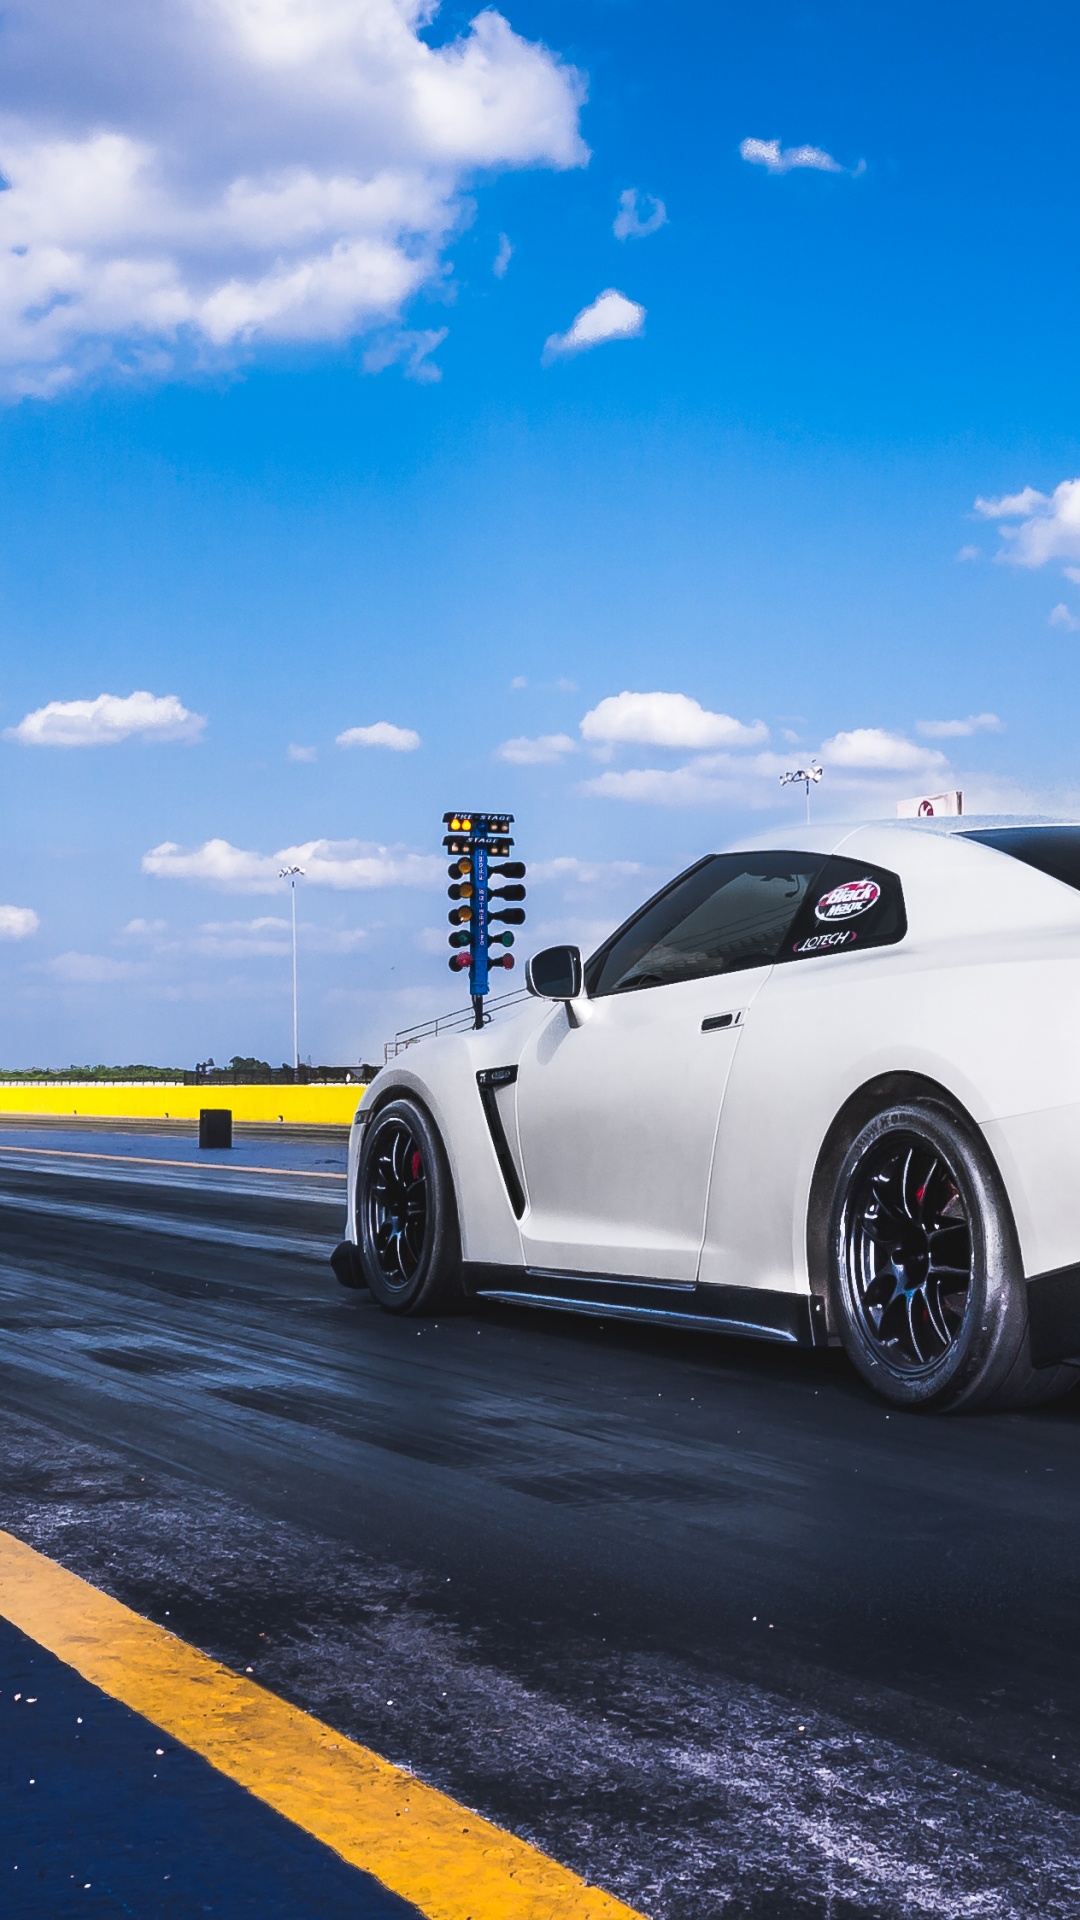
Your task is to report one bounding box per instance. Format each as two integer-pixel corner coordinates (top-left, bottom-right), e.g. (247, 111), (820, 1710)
(199, 1108), (233, 1149)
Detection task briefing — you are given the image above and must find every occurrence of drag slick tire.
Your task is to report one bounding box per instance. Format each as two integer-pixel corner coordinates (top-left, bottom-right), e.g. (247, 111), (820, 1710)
(828, 1100), (1077, 1412)
(355, 1098), (461, 1315)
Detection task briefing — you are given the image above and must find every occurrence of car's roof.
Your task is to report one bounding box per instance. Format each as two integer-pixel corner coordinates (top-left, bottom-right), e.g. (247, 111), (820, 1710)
(729, 814), (1080, 858)
(721, 817), (1080, 944)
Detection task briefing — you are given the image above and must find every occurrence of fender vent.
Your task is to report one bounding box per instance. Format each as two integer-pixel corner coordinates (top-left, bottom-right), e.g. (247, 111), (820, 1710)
(476, 1067), (525, 1218)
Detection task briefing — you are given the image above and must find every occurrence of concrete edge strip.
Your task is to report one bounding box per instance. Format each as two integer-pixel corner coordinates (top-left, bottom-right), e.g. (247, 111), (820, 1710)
(0, 1144), (346, 1179)
(0, 1528), (646, 1920)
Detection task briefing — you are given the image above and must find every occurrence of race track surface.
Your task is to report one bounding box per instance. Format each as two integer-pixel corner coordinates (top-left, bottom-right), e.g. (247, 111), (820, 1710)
(2, 1140), (1080, 1918)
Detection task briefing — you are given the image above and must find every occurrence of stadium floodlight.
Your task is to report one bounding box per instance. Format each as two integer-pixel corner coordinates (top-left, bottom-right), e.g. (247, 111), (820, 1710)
(279, 865), (305, 1071)
(780, 762), (823, 823)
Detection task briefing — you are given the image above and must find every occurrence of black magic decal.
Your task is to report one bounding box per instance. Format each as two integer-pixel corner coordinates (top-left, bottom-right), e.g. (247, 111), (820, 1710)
(793, 929), (857, 955)
(814, 877), (881, 923)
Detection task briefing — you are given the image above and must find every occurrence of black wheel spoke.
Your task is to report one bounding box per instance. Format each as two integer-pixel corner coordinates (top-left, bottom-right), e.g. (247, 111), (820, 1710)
(845, 1129), (973, 1375)
(921, 1273), (952, 1348)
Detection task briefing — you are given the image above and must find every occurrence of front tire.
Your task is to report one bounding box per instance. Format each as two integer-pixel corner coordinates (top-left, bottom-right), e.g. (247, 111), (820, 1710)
(356, 1099), (461, 1314)
(829, 1100), (1077, 1412)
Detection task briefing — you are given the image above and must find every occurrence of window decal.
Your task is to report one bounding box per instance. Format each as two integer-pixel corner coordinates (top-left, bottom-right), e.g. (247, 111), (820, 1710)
(793, 930), (856, 954)
(814, 878), (881, 923)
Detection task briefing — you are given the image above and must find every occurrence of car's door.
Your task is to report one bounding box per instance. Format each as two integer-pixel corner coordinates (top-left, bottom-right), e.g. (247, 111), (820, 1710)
(696, 851), (910, 1292)
(513, 850), (829, 1284)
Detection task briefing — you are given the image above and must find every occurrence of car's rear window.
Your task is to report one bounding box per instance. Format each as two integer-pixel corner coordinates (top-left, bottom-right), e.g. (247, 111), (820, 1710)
(782, 856), (907, 960)
(961, 826), (1080, 894)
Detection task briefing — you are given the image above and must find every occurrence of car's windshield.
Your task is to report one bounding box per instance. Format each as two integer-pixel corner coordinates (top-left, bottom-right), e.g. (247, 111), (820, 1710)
(587, 852), (826, 995)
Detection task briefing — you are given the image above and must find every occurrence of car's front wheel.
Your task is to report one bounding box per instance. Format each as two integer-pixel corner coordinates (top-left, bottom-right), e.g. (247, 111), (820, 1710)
(829, 1100), (1078, 1411)
(355, 1098), (461, 1314)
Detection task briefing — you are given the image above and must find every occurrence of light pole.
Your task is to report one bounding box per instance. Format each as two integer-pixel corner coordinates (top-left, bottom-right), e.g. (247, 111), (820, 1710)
(279, 866), (304, 1072)
(780, 762), (823, 822)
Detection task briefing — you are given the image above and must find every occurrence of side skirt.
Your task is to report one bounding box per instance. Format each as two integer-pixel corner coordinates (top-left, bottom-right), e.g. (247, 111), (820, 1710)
(462, 1264), (826, 1348)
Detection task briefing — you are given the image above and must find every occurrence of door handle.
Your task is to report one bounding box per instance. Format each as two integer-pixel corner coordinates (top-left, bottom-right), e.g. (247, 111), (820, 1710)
(701, 1011), (742, 1033)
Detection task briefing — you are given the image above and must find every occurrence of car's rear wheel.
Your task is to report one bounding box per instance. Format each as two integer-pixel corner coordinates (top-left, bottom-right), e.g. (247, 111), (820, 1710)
(356, 1098), (461, 1314)
(829, 1100), (1078, 1411)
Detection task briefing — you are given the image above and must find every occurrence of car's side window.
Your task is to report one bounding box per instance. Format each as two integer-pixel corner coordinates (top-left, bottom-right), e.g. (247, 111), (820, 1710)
(586, 852), (828, 996)
(781, 857), (906, 962)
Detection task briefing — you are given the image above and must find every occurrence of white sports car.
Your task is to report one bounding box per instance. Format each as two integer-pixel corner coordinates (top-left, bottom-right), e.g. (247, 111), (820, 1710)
(331, 819), (1080, 1412)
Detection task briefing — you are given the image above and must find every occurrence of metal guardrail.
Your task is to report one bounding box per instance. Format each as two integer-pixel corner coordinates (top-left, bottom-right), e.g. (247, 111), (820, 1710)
(385, 988), (531, 1061)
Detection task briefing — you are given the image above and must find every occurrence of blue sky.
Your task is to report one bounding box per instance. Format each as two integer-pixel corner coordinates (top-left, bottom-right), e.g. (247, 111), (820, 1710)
(2, 0), (1080, 1068)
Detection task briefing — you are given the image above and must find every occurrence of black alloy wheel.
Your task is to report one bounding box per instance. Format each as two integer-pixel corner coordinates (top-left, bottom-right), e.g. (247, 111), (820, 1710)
(829, 1099), (1077, 1411)
(366, 1117), (429, 1291)
(355, 1097), (461, 1314)
(844, 1132), (973, 1373)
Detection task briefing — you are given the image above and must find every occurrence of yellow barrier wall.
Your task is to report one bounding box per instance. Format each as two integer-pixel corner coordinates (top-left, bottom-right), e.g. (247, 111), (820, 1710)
(0, 1083), (364, 1126)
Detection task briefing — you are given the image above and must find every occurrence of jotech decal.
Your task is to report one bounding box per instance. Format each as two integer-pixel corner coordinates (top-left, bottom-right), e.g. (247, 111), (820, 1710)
(793, 929), (856, 954)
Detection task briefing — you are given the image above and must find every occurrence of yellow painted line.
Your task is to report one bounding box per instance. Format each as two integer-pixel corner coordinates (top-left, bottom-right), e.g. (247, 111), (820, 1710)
(0, 1529), (647, 1920)
(0, 1143), (346, 1180)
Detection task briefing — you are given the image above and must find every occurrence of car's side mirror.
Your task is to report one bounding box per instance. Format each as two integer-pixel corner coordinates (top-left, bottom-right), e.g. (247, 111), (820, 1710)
(526, 944), (583, 1001)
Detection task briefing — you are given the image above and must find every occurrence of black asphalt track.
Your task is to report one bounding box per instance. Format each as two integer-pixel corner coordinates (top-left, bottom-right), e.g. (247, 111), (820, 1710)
(2, 1144), (1080, 1916)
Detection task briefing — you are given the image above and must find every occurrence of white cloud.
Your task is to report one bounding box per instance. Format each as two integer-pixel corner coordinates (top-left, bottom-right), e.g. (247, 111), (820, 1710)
(493, 233), (513, 278)
(120, 917), (167, 938)
(336, 720), (421, 751)
(613, 189), (667, 240)
(543, 288), (644, 360)
(50, 951), (142, 983)
(739, 137), (842, 175)
(118, 910), (367, 957)
(287, 742), (317, 762)
(0, 904), (39, 940)
(973, 479), (1080, 567)
(361, 326), (447, 384)
(584, 765), (741, 807)
(496, 732), (576, 764)
(1049, 603), (1080, 631)
(0, 0), (587, 397)
(973, 486), (1049, 521)
(955, 544), (982, 562)
(142, 836), (441, 893)
(820, 727), (947, 773)
(6, 689), (205, 747)
(194, 915), (292, 957)
(916, 712), (1003, 739)
(580, 690), (767, 751)
(189, 915), (366, 957)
